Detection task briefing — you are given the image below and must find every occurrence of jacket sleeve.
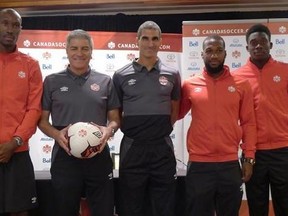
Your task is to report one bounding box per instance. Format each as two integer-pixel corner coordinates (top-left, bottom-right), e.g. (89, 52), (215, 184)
(14, 60), (43, 143)
(178, 80), (192, 120)
(239, 80), (257, 158)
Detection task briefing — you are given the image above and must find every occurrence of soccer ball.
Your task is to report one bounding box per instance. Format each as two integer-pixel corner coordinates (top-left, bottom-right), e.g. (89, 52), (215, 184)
(67, 122), (102, 159)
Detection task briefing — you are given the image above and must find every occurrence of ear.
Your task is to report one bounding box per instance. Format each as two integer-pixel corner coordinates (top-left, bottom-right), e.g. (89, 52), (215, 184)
(246, 45), (249, 52)
(269, 42), (273, 49)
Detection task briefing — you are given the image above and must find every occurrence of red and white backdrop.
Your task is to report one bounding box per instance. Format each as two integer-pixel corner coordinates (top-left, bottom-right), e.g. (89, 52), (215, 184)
(17, 19), (288, 173)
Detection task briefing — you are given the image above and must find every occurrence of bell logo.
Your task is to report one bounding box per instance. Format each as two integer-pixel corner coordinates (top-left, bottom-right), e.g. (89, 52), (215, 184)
(232, 63), (241, 68)
(189, 41), (199, 47)
(276, 39), (285, 45)
(42, 64), (52, 70)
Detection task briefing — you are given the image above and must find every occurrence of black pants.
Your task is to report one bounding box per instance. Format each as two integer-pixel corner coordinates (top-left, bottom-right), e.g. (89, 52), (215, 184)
(245, 147), (288, 216)
(185, 161), (243, 216)
(118, 136), (177, 216)
(51, 144), (114, 216)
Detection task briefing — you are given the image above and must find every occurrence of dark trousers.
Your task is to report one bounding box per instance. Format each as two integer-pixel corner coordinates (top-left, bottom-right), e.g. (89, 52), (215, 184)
(245, 147), (288, 216)
(51, 145), (114, 216)
(185, 161), (243, 216)
(119, 136), (177, 216)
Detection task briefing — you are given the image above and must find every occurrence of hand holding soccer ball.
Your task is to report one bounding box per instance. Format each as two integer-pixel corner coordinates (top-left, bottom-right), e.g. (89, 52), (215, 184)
(67, 122), (103, 159)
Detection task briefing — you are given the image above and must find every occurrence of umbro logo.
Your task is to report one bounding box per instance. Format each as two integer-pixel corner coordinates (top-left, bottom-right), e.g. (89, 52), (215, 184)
(31, 197), (37, 204)
(60, 86), (68, 92)
(128, 79), (136, 86)
(108, 172), (113, 180)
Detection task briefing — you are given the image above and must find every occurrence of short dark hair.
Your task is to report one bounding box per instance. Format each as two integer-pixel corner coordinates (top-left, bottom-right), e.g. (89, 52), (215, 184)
(202, 34), (225, 49)
(246, 24), (271, 43)
(137, 21), (162, 38)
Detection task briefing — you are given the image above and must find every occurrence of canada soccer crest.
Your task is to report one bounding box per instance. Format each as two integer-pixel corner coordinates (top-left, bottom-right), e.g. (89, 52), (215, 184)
(159, 76), (168, 85)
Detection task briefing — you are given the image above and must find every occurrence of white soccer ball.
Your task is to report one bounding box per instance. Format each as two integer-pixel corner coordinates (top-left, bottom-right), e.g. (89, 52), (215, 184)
(67, 122), (102, 159)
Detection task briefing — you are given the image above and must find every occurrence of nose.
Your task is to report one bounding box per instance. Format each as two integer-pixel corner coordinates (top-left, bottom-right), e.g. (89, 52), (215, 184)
(147, 39), (155, 47)
(210, 53), (219, 58)
(254, 43), (264, 49)
(75, 49), (84, 55)
(6, 24), (14, 32)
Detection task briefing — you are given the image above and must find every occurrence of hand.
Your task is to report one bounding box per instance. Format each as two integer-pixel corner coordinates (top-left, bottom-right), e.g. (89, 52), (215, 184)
(90, 122), (114, 154)
(0, 140), (18, 163)
(242, 162), (253, 182)
(55, 125), (71, 155)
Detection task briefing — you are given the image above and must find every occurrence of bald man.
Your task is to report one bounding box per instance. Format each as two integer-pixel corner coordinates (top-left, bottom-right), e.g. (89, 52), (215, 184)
(0, 8), (43, 216)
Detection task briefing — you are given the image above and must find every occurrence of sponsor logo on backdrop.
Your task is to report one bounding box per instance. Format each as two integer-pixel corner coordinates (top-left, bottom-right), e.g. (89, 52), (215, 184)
(229, 38), (243, 47)
(275, 39), (285, 45)
(166, 54), (176, 63)
(189, 41), (199, 47)
(42, 144), (52, 154)
(187, 62), (201, 71)
(159, 45), (171, 50)
(189, 51), (200, 59)
(167, 54), (175, 60)
(118, 43), (138, 49)
(232, 50), (241, 59)
(106, 63), (115, 70)
(23, 40), (65, 48)
(106, 54), (115, 59)
(42, 64), (52, 70)
(40, 136), (53, 141)
(232, 62), (241, 68)
(202, 28), (246, 35)
(23, 40), (31, 47)
(279, 26), (287, 34)
(42, 51), (52, 60)
(108, 41), (116, 49)
(127, 53), (136, 61)
(42, 143), (52, 163)
(107, 41), (171, 50)
(43, 158), (51, 163)
(192, 28), (200, 36)
(275, 49), (286, 57)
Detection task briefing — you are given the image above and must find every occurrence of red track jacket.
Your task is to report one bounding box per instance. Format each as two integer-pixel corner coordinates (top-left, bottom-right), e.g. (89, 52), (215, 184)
(0, 49), (43, 152)
(234, 57), (288, 150)
(179, 66), (256, 162)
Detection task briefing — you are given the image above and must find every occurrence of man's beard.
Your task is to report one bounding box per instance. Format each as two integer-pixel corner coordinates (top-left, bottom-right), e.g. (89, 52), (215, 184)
(204, 61), (225, 75)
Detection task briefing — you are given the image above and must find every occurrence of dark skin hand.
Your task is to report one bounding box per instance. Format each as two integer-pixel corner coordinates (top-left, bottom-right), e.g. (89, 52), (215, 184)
(0, 139), (18, 163)
(242, 162), (253, 182)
